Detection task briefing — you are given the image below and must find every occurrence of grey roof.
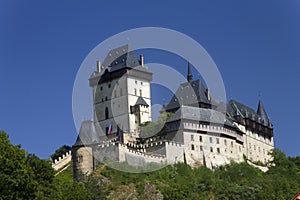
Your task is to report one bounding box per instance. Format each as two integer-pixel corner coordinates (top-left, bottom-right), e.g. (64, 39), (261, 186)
(165, 79), (211, 111)
(100, 44), (151, 74)
(257, 100), (269, 125)
(73, 120), (102, 146)
(167, 105), (236, 128)
(135, 97), (149, 107)
(227, 99), (271, 127)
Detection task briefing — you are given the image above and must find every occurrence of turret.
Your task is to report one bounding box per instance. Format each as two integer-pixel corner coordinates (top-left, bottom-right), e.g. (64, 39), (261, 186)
(257, 100), (270, 126)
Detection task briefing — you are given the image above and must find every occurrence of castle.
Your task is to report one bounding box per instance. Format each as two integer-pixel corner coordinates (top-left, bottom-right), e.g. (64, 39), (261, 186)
(72, 45), (274, 178)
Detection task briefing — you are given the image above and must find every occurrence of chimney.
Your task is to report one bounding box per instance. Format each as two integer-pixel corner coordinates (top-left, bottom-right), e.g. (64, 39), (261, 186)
(206, 89), (211, 101)
(140, 54), (144, 67)
(96, 60), (101, 73)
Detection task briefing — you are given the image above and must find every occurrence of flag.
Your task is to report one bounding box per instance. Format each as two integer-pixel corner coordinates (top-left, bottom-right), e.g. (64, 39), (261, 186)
(108, 124), (112, 134)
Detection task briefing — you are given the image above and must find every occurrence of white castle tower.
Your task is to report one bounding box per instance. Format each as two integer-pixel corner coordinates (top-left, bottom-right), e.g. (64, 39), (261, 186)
(89, 45), (152, 141)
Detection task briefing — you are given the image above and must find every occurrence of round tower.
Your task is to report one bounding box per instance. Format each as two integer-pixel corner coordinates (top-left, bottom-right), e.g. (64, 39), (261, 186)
(72, 145), (93, 180)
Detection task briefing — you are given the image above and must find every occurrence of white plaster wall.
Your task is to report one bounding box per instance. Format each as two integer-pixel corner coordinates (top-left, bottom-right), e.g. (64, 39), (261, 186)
(165, 142), (185, 164)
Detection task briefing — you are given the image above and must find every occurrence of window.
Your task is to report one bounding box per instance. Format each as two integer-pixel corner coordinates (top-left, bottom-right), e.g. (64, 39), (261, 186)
(191, 135), (194, 141)
(100, 86), (103, 90)
(200, 145), (203, 151)
(77, 155), (83, 163)
(199, 136), (202, 142)
(134, 89), (137, 96)
(216, 138), (219, 144)
(231, 141), (233, 147)
(224, 139), (227, 146)
(191, 144), (195, 151)
(209, 137), (213, 143)
(105, 96), (108, 101)
(108, 83), (111, 88)
(135, 80), (137, 84)
(105, 107), (109, 119)
(210, 147), (213, 152)
(139, 89), (142, 96)
(217, 148), (220, 154)
(141, 81), (143, 85)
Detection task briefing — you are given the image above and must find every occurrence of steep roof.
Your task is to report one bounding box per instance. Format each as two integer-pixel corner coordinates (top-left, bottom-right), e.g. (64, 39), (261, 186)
(227, 99), (271, 127)
(165, 79), (211, 111)
(167, 105), (236, 128)
(135, 97), (149, 107)
(257, 100), (269, 125)
(89, 44), (152, 86)
(73, 120), (103, 146)
(101, 44), (139, 71)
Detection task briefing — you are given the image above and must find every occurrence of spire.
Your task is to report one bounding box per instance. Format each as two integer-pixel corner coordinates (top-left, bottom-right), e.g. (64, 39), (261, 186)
(257, 100), (269, 125)
(187, 61), (193, 82)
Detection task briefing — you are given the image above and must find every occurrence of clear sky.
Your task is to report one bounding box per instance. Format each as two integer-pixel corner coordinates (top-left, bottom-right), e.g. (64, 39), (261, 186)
(0, 0), (299, 158)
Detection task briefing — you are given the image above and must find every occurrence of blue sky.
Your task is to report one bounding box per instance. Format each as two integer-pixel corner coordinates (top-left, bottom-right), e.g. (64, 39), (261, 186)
(0, 0), (299, 158)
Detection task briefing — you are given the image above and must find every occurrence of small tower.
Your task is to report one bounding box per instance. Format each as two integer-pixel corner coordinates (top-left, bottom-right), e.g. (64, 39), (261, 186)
(131, 96), (150, 126)
(72, 120), (98, 179)
(257, 100), (271, 127)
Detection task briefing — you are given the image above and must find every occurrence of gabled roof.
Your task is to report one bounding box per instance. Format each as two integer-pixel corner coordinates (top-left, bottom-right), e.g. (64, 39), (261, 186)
(135, 97), (149, 107)
(165, 79), (211, 111)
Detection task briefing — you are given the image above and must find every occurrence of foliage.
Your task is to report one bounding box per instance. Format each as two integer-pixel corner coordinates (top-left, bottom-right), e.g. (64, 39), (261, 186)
(0, 131), (56, 200)
(139, 112), (173, 138)
(1, 130), (300, 199)
(50, 145), (71, 162)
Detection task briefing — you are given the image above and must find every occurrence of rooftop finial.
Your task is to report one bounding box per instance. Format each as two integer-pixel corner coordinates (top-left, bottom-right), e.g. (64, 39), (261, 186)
(187, 60), (193, 82)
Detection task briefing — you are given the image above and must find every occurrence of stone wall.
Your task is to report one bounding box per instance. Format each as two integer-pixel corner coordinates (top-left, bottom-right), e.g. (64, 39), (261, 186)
(52, 150), (72, 171)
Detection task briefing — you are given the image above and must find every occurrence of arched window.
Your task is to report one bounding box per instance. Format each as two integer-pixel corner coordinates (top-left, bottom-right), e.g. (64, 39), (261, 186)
(139, 89), (142, 96)
(105, 107), (109, 119)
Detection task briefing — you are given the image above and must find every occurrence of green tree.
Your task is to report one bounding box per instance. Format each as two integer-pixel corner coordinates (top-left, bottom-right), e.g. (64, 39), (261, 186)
(0, 131), (55, 200)
(51, 145), (71, 162)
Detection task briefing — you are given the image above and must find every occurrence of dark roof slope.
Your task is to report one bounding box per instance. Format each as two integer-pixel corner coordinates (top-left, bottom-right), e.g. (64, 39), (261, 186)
(135, 97), (149, 107)
(73, 120), (102, 146)
(167, 105), (236, 128)
(165, 79), (211, 111)
(257, 100), (269, 125)
(227, 99), (271, 127)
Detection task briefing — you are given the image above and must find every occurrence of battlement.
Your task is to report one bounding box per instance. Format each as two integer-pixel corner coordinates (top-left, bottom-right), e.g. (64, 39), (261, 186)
(52, 150), (72, 170)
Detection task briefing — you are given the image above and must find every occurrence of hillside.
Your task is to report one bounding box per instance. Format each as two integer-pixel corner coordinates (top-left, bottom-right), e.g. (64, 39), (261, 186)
(1, 130), (300, 200)
(56, 150), (300, 200)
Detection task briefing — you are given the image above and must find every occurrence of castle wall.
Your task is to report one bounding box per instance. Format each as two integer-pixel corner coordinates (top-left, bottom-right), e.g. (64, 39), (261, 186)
(236, 123), (274, 164)
(181, 121), (245, 168)
(165, 142), (185, 164)
(93, 143), (120, 165)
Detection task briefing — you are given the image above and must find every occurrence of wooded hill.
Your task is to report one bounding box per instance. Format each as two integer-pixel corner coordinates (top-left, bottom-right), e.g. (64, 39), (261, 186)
(1, 130), (299, 200)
